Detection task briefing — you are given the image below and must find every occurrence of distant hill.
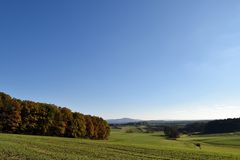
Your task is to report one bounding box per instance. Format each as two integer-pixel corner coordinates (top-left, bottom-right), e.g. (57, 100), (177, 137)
(107, 118), (210, 125)
(144, 120), (210, 125)
(107, 118), (142, 124)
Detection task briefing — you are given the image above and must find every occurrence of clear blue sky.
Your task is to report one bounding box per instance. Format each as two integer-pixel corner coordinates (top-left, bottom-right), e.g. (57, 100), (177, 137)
(1, 0), (240, 120)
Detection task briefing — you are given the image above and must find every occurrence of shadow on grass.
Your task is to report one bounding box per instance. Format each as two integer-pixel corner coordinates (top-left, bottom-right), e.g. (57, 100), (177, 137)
(151, 134), (165, 137)
(151, 134), (179, 141)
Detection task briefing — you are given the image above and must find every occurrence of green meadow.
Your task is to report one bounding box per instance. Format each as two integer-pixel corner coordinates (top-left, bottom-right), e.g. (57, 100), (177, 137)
(0, 129), (239, 160)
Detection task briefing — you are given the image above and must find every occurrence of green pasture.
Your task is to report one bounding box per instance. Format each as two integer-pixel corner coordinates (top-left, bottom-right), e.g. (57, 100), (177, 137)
(0, 129), (239, 160)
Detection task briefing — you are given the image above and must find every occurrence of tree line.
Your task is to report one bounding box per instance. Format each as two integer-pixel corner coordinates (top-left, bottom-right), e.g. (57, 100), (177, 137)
(204, 118), (240, 134)
(0, 92), (110, 139)
(164, 117), (240, 139)
(180, 118), (240, 134)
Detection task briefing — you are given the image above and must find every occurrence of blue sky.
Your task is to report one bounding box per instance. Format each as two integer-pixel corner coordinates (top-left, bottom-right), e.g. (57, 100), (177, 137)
(1, 0), (240, 120)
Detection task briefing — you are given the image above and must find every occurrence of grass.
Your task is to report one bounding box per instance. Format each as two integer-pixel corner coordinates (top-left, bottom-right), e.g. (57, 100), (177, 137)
(0, 129), (240, 160)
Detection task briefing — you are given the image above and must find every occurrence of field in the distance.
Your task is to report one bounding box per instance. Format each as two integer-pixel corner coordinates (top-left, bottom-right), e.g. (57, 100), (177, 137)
(0, 129), (240, 160)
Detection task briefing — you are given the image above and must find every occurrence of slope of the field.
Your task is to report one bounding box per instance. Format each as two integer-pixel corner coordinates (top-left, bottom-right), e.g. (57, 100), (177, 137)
(0, 130), (239, 160)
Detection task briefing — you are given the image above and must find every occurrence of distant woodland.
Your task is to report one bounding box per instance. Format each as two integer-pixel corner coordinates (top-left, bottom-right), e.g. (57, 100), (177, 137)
(204, 118), (240, 134)
(0, 92), (110, 139)
(111, 118), (240, 136)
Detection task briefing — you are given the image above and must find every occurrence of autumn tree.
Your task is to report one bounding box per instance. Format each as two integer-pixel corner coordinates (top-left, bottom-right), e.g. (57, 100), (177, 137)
(0, 92), (110, 139)
(85, 115), (95, 138)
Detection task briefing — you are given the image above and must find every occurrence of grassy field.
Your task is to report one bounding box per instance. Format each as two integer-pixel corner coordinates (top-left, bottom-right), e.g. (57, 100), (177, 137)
(0, 129), (240, 160)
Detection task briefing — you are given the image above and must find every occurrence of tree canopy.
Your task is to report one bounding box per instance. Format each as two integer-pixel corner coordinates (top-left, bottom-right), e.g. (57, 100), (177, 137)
(164, 126), (180, 139)
(0, 92), (110, 140)
(204, 118), (240, 134)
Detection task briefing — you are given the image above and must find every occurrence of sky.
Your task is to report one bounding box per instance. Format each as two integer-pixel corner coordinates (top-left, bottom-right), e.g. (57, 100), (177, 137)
(1, 0), (240, 120)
